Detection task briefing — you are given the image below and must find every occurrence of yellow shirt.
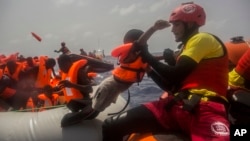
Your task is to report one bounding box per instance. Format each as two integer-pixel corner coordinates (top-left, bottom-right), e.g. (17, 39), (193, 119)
(228, 69), (245, 89)
(181, 33), (224, 63)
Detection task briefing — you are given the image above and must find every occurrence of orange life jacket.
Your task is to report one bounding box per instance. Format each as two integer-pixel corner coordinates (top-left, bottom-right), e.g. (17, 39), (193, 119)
(0, 52), (18, 64)
(61, 59), (88, 103)
(25, 97), (35, 112)
(0, 87), (16, 99)
(87, 72), (97, 78)
(4, 62), (23, 81)
(37, 94), (59, 111)
(225, 40), (249, 66)
(111, 43), (148, 83)
(127, 133), (158, 141)
(35, 56), (52, 88)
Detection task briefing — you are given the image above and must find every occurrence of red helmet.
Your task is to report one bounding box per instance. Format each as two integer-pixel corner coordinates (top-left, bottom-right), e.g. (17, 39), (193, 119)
(169, 2), (206, 26)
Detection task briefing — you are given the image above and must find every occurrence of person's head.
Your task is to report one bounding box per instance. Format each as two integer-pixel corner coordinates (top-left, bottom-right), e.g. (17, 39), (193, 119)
(45, 58), (56, 69)
(6, 60), (17, 75)
(61, 42), (66, 47)
(123, 29), (144, 44)
(169, 2), (206, 42)
(57, 54), (72, 73)
(26, 57), (34, 67)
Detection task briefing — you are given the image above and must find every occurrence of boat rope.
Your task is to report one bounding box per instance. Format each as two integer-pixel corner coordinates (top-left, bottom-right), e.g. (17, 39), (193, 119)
(10, 104), (66, 112)
(107, 89), (131, 116)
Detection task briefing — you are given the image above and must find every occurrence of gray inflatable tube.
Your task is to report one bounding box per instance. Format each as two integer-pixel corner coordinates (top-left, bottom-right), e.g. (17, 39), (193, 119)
(0, 96), (127, 141)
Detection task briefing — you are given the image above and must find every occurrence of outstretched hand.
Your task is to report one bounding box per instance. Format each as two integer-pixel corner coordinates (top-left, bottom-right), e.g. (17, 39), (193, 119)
(153, 20), (171, 30)
(58, 80), (73, 88)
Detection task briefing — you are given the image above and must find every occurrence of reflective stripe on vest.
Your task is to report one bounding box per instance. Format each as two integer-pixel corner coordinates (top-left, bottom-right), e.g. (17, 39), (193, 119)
(35, 56), (52, 87)
(61, 59), (88, 103)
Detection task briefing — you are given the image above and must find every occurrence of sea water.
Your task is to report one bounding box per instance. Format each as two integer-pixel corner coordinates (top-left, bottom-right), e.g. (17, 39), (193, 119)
(97, 56), (164, 108)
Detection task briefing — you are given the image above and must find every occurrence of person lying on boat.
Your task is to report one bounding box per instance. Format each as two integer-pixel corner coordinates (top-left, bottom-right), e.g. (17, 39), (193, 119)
(54, 42), (71, 55)
(102, 2), (230, 141)
(60, 29), (148, 127)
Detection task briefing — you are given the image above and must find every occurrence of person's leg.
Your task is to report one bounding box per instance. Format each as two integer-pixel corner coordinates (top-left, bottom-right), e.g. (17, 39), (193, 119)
(67, 99), (92, 112)
(190, 102), (230, 141)
(102, 105), (164, 141)
(86, 110), (100, 120)
(61, 104), (95, 127)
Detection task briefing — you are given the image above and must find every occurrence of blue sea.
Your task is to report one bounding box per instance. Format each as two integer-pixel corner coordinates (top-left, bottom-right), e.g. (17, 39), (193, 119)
(95, 55), (164, 108)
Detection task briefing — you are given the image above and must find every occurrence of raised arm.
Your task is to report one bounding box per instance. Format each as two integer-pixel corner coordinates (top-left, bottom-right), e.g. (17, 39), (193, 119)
(137, 20), (171, 46)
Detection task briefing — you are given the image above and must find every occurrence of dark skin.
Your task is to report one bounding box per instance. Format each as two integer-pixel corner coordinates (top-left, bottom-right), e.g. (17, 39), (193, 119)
(57, 55), (96, 99)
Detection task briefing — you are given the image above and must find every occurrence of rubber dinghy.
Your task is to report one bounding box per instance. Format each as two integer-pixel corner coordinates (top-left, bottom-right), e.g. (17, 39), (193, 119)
(0, 95), (127, 141)
(67, 53), (114, 73)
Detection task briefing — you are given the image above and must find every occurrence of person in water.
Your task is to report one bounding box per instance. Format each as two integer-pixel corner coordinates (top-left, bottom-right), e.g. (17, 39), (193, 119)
(60, 29), (148, 127)
(102, 2), (230, 141)
(54, 42), (71, 55)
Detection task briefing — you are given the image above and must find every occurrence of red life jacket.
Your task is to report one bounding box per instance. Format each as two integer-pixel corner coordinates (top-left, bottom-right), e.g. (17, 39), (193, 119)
(235, 48), (250, 80)
(181, 52), (228, 97)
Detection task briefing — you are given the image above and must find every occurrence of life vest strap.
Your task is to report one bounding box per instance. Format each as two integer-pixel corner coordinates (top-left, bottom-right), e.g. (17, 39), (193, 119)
(165, 90), (228, 112)
(120, 66), (145, 82)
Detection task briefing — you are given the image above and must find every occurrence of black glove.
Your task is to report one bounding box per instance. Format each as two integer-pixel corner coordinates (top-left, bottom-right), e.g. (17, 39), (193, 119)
(163, 48), (176, 66)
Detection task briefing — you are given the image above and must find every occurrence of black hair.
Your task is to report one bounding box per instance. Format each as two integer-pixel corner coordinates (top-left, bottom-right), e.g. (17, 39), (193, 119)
(123, 29), (144, 44)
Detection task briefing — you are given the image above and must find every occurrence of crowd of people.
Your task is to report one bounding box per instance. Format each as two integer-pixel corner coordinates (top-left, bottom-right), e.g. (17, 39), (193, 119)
(1, 2), (250, 141)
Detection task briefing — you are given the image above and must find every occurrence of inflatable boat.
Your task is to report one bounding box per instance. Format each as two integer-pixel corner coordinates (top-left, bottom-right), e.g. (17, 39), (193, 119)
(0, 96), (127, 141)
(67, 53), (114, 73)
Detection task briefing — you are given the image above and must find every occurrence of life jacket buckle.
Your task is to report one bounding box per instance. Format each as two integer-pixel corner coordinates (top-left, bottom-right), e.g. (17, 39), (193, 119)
(182, 94), (202, 112)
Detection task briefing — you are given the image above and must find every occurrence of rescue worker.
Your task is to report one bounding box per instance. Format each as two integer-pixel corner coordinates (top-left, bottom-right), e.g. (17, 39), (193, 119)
(227, 46), (250, 125)
(60, 29), (148, 127)
(102, 2), (230, 141)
